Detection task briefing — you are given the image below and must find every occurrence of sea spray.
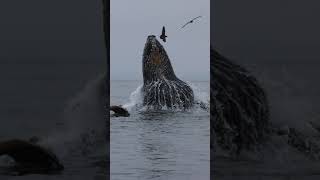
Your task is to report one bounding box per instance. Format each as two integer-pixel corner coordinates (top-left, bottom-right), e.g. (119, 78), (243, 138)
(122, 85), (143, 112)
(64, 73), (106, 137)
(189, 82), (210, 111)
(43, 73), (107, 158)
(121, 82), (209, 112)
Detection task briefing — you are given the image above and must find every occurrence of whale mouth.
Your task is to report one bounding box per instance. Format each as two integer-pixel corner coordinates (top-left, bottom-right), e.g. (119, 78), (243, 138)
(143, 35), (163, 59)
(141, 35), (195, 109)
(142, 35), (176, 83)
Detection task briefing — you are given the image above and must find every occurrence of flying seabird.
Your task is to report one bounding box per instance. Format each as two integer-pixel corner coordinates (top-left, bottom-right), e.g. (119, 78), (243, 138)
(181, 16), (202, 29)
(160, 26), (167, 42)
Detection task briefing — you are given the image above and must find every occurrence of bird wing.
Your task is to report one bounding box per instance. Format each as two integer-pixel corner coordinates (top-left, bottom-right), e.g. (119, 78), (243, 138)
(181, 16), (202, 29)
(181, 22), (190, 29)
(192, 16), (202, 21)
(162, 26), (165, 35)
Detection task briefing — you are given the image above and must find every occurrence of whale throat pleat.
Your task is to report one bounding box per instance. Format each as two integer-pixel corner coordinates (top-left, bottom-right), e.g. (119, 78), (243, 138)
(143, 79), (194, 109)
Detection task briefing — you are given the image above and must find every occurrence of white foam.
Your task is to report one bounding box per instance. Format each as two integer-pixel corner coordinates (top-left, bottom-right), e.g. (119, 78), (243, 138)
(122, 84), (144, 112)
(121, 82), (210, 112)
(190, 83), (209, 100)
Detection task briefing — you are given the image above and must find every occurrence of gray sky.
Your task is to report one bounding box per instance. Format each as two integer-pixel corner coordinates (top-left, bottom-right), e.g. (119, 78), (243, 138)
(111, 0), (210, 81)
(0, 1), (106, 132)
(212, 0), (320, 64)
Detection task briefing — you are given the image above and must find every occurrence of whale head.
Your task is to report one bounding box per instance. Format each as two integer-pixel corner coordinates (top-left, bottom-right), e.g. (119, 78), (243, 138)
(142, 35), (176, 84)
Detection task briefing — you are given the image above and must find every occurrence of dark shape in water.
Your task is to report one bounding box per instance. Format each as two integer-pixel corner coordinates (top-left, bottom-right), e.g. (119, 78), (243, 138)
(110, 105), (130, 117)
(0, 139), (63, 175)
(211, 47), (270, 154)
(142, 35), (194, 109)
(160, 26), (167, 42)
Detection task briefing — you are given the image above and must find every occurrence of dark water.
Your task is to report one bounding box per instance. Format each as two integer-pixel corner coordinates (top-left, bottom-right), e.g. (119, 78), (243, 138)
(213, 63), (320, 180)
(111, 80), (210, 180)
(0, 64), (107, 180)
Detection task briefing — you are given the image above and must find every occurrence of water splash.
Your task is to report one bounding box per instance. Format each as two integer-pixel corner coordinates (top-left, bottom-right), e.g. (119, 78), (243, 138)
(121, 82), (209, 112)
(189, 82), (210, 110)
(122, 84), (144, 112)
(43, 73), (107, 157)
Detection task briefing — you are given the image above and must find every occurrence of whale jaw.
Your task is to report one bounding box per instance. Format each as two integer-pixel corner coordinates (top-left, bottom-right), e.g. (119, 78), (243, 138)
(142, 35), (194, 110)
(142, 35), (176, 84)
(142, 79), (194, 110)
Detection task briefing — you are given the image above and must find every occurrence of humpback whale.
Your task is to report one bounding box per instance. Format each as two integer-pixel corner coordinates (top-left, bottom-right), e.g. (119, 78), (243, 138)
(211, 47), (270, 154)
(142, 35), (194, 110)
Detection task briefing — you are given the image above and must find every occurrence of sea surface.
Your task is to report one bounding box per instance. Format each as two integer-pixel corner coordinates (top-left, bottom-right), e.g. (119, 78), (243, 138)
(0, 63), (107, 180)
(110, 80), (210, 180)
(213, 63), (320, 180)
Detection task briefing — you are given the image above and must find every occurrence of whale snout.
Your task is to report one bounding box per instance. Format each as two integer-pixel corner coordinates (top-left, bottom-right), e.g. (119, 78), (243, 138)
(146, 35), (158, 47)
(147, 35), (156, 39)
(144, 35), (162, 55)
(142, 35), (177, 84)
(147, 35), (157, 41)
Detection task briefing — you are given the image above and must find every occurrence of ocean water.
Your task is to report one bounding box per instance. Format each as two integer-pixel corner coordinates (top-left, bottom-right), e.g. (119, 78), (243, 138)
(0, 64), (107, 180)
(110, 80), (210, 180)
(213, 63), (320, 180)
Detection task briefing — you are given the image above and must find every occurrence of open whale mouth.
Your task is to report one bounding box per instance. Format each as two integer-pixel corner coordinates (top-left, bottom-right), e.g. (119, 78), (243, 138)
(141, 35), (195, 109)
(142, 35), (176, 83)
(143, 35), (164, 64)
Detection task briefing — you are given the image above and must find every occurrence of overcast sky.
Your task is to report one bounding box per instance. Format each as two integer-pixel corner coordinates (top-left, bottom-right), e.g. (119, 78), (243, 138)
(212, 0), (320, 64)
(111, 0), (210, 81)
